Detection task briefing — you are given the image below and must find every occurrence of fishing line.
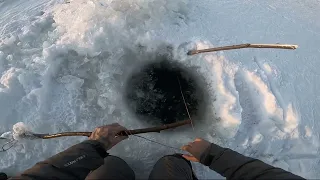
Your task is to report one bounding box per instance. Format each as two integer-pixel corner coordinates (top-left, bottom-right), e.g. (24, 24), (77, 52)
(132, 134), (182, 151)
(123, 77), (194, 152)
(177, 77), (194, 130)
(121, 128), (182, 151)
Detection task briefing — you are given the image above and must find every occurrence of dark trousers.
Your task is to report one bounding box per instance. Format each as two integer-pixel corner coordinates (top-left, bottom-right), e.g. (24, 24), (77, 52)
(85, 155), (195, 180)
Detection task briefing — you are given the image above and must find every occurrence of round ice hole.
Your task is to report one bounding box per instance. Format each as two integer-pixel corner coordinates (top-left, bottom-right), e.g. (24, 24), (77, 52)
(124, 59), (205, 125)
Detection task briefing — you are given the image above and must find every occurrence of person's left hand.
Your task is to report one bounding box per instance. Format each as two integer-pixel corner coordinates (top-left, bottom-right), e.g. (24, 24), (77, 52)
(89, 123), (128, 151)
(181, 138), (211, 162)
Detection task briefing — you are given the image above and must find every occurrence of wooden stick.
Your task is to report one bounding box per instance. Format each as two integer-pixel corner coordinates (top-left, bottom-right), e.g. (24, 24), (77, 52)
(117, 119), (192, 136)
(32, 120), (192, 139)
(33, 132), (92, 139)
(188, 43), (298, 55)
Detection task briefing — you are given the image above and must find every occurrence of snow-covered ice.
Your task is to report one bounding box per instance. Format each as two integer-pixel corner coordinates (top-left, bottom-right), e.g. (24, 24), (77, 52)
(1, 0), (320, 178)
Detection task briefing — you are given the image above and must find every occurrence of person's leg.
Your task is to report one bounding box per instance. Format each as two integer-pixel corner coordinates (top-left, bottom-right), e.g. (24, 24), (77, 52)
(149, 154), (195, 180)
(85, 156), (135, 180)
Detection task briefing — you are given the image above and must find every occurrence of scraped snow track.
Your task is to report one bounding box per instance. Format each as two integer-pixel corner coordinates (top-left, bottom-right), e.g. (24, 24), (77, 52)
(0, 0), (320, 178)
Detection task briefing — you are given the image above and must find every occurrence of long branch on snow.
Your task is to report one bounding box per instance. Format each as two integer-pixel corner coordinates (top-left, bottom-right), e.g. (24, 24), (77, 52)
(188, 43), (298, 55)
(31, 120), (192, 139)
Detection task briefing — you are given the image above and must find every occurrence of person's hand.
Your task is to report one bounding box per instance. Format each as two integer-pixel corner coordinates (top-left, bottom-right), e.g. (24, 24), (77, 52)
(89, 123), (128, 151)
(181, 138), (211, 162)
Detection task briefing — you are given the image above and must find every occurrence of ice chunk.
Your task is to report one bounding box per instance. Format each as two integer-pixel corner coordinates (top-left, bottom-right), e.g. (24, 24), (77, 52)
(97, 95), (108, 109)
(86, 89), (97, 103)
(0, 131), (13, 139)
(57, 75), (84, 91)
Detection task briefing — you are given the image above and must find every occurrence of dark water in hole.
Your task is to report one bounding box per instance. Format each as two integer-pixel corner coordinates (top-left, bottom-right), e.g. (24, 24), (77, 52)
(124, 59), (204, 125)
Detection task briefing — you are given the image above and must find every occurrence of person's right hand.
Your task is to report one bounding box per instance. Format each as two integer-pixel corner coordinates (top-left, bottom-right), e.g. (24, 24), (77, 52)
(89, 123), (128, 151)
(181, 138), (211, 162)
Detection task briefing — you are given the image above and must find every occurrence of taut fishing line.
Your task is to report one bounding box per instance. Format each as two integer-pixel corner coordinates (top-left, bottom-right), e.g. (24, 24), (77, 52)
(126, 76), (194, 151)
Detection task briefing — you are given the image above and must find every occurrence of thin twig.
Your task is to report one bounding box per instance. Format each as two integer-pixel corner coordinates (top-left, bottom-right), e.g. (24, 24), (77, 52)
(188, 43), (298, 55)
(31, 120), (192, 139)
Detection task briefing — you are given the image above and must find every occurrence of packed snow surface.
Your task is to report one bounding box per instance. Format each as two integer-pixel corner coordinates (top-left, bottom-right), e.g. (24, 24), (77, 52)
(1, 0), (320, 178)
